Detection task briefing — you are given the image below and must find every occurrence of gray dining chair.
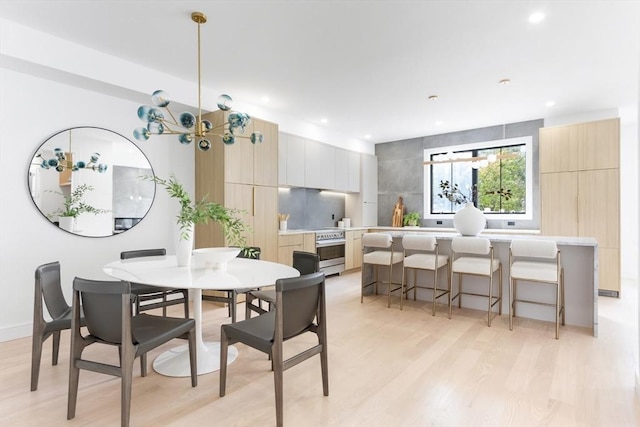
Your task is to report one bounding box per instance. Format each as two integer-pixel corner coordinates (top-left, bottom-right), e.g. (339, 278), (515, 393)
(220, 272), (328, 427)
(245, 250), (319, 319)
(31, 261), (85, 391)
(202, 246), (261, 323)
(67, 277), (197, 427)
(120, 249), (189, 318)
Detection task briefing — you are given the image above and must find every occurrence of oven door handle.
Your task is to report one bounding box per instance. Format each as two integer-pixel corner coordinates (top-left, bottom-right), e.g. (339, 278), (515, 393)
(316, 239), (346, 248)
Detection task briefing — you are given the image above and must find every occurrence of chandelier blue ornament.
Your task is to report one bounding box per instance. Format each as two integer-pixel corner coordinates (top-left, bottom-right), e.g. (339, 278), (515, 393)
(133, 12), (264, 151)
(36, 130), (107, 173)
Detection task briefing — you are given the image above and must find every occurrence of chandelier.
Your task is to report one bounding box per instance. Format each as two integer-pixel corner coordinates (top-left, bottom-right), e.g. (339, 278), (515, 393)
(36, 130), (108, 173)
(133, 11), (263, 151)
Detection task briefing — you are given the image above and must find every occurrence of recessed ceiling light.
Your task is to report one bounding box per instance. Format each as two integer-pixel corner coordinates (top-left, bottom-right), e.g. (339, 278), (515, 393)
(261, 96), (270, 103)
(364, 134), (372, 140)
(529, 12), (545, 23)
(546, 101), (555, 107)
(320, 118), (328, 124)
(428, 95), (438, 101)
(499, 78), (511, 85)
(435, 121), (443, 126)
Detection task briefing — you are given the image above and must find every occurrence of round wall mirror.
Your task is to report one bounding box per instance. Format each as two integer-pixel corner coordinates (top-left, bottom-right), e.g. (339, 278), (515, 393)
(28, 127), (155, 237)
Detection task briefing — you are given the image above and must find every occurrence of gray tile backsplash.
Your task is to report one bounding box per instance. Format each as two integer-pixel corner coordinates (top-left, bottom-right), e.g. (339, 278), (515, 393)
(278, 187), (346, 230)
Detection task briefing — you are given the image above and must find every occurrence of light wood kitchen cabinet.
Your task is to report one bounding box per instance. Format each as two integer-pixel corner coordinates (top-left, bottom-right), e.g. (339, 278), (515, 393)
(278, 232), (316, 266)
(195, 110), (279, 262)
(539, 118), (620, 295)
(345, 229), (366, 270)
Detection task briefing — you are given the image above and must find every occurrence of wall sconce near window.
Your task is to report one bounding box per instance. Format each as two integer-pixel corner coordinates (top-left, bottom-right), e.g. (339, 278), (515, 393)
(35, 130), (108, 173)
(133, 11), (264, 152)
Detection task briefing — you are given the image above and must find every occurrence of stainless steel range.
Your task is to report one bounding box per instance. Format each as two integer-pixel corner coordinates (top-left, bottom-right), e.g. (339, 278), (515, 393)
(315, 229), (346, 276)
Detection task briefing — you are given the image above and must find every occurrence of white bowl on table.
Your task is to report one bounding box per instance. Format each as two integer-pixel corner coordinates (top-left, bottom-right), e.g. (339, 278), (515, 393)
(193, 247), (241, 270)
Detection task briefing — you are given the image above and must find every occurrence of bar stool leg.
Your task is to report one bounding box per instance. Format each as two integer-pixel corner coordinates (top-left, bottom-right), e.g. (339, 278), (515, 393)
(488, 271), (494, 327)
(447, 261), (452, 319)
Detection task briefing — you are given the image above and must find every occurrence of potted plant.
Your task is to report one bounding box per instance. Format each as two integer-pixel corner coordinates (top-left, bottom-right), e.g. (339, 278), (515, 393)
(143, 174), (251, 266)
(48, 184), (109, 232)
(403, 211), (421, 227)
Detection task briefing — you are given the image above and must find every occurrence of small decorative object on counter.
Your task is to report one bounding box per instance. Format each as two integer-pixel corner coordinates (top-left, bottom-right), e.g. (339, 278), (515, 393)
(403, 211), (421, 227)
(392, 196), (405, 227)
(278, 213), (289, 231)
(453, 202), (486, 236)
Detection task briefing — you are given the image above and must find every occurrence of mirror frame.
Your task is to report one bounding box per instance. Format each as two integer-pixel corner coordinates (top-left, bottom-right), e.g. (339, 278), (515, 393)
(28, 126), (156, 238)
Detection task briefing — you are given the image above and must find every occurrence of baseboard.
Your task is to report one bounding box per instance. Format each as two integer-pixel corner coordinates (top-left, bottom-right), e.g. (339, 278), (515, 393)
(0, 323), (31, 343)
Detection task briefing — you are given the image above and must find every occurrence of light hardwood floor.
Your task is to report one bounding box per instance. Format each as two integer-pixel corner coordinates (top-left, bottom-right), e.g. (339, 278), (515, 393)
(1, 271), (638, 426)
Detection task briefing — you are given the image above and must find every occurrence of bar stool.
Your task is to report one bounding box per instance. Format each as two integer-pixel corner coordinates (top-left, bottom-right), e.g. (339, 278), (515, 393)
(450, 236), (502, 326)
(401, 235), (451, 317)
(509, 239), (565, 339)
(361, 233), (404, 308)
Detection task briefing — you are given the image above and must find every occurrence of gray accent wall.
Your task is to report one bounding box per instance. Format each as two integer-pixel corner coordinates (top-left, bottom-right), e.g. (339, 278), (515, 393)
(278, 187), (346, 230)
(375, 119), (543, 230)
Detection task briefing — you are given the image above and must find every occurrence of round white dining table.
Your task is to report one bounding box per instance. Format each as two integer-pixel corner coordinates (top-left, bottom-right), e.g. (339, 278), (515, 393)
(103, 255), (299, 377)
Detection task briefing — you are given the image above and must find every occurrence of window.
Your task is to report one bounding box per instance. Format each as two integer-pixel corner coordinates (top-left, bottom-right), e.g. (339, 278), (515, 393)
(424, 136), (533, 220)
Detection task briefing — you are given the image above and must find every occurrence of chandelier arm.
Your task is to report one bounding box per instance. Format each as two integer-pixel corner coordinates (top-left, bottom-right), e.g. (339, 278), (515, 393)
(163, 105), (180, 127)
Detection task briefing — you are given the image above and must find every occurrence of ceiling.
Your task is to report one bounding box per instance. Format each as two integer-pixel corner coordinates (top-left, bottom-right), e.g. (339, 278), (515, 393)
(1, 1), (638, 144)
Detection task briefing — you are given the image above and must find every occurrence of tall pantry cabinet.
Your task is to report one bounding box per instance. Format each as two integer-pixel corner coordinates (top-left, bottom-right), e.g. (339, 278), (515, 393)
(194, 110), (279, 262)
(539, 118), (620, 295)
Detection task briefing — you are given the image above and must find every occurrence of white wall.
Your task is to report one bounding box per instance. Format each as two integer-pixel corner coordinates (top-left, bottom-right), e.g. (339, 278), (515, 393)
(0, 68), (193, 341)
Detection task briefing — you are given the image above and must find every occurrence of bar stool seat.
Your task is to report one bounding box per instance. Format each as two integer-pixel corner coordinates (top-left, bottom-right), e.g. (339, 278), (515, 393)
(450, 236), (502, 327)
(361, 233), (404, 308)
(509, 239), (564, 339)
(401, 235), (451, 316)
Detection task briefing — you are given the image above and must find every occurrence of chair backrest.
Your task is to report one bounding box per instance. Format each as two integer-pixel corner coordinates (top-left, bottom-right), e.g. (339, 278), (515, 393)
(120, 248), (166, 260)
(451, 236), (491, 255)
(275, 272), (325, 340)
(292, 251), (320, 275)
(35, 261), (70, 320)
(402, 235), (437, 252)
(362, 232), (392, 249)
(511, 239), (558, 259)
(237, 246), (261, 260)
(73, 277), (131, 344)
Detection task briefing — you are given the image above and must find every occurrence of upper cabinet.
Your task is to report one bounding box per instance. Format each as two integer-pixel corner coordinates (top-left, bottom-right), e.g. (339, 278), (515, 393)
(305, 140), (336, 189)
(278, 132), (362, 192)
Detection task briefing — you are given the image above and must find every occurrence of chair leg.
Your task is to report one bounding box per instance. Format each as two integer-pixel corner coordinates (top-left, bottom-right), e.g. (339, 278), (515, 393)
(561, 271), (566, 326)
(183, 290), (190, 319)
(498, 265), (503, 315)
(509, 277), (515, 331)
(458, 274), (462, 308)
(387, 264), (393, 308)
(52, 330), (61, 365)
(400, 267), (405, 310)
(162, 292), (168, 317)
(30, 331), (44, 391)
(230, 292), (237, 323)
(140, 353), (147, 377)
(488, 271), (494, 327)
(121, 350), (135, 427)
(447, 262), (452, 319)
(273, 342), (284, 427)
(187, 330), (197, 387)
(67, 341), (82, 420)
(432, 268), (438, 317)
(219, 329), (229, 397)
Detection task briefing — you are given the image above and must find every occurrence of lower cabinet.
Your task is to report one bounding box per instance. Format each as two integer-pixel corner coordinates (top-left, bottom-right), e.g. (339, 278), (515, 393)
(278, 233), (316, 266)
(345, 229), (366, 270)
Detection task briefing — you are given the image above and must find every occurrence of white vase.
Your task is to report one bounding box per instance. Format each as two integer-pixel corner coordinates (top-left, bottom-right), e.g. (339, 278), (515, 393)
(58, 216), (75, 232)
(453, 202), (486, 236)
(176, 225), (194, 267)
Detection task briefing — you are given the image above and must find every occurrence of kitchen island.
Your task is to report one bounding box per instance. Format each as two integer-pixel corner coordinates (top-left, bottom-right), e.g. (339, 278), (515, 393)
(362, 227), (599, 337)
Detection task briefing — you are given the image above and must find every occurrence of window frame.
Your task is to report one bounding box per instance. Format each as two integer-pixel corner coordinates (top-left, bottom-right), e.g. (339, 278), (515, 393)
(423, 136), (533, 220)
